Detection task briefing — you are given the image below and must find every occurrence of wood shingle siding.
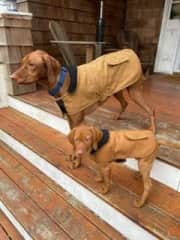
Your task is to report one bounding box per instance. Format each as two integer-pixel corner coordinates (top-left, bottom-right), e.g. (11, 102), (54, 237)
(16, 0), (126, 63)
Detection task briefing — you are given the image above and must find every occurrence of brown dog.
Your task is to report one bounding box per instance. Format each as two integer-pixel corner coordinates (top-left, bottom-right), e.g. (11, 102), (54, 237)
(68, 125), (158, 207)
(11, 49), (155, 130)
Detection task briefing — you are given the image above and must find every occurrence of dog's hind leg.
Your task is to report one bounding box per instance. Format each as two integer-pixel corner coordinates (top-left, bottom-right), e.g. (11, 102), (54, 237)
(114, 91), (128, 119)
(134, 156), (154, 207)
(127, 80), (155, 133)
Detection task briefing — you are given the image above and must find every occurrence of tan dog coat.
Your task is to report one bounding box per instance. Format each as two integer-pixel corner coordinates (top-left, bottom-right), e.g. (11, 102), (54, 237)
(97, 130), (158, 160)
(62, 49), (142, 115)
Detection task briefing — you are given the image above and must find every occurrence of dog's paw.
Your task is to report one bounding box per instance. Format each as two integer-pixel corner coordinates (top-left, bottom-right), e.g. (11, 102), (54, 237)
(99, 184), (110, 194)
(69, 155), (81, 169)
(112, 113), (121, 120)
(95, 175), (104, 183)
(133, 198), (144, 208)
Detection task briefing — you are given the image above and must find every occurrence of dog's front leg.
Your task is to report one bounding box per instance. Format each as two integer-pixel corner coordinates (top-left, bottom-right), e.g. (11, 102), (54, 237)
(68, 154), (81, 169)
(68, 112), (84, 128)
(93, 162), (104, 183)
(99, 165), (112, 194)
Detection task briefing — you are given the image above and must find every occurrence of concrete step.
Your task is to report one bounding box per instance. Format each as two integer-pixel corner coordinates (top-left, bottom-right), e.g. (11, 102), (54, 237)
(0, 107), (180, 240)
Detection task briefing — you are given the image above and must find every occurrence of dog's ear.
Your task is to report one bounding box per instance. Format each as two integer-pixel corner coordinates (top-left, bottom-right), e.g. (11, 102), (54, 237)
(21, 53), (31, 64)
(42, 54), (60, 84)
(68, 128), (76, 145)
(90, 126), (103, 150)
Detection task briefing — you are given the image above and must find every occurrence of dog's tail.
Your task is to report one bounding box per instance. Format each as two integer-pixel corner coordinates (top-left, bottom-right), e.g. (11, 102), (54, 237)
(157, 136), (180, 149)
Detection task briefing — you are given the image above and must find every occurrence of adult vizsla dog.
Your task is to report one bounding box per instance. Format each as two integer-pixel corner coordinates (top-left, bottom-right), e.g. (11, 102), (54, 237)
(11, 49), (155, 129)
(68, 125), (158, 207)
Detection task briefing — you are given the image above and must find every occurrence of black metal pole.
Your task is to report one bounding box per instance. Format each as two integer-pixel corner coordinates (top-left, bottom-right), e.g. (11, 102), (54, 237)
(96, 0), (105, 42)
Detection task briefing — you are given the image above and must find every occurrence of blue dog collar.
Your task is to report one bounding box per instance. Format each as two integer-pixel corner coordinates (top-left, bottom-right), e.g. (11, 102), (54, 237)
(49, 66), (68, 96)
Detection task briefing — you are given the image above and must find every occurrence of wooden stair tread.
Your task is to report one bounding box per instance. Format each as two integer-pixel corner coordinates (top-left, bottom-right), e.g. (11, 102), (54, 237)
(0, 141), (125, 240)
(0, 170), (71, 240)
(0, 107), (180, 239)
(0, 210), (24, 240)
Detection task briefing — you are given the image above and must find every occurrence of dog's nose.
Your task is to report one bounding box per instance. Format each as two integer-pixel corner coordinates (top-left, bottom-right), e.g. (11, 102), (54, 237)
(76, 149), (84, 156)
(10, 73), (16, 80)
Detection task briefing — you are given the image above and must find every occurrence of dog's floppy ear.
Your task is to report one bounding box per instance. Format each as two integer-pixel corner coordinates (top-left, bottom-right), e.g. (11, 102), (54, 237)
(90, 126), (103, 150)
(68, 128), (76, 145)
(21, 53), (31, 64)
(42, 54), (60, 84)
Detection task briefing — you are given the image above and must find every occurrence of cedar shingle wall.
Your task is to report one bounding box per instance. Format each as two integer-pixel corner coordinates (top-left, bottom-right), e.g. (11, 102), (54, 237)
(17, 0), (126, 64)
(125, 0), (165, 70)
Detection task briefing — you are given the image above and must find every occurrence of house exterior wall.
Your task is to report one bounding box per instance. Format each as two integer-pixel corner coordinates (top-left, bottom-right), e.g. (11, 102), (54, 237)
(16, 0), (126, 64)
(125, 0), (165, 70)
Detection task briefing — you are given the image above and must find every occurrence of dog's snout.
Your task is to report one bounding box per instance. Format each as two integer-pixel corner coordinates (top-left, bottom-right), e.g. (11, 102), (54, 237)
(10, 73), (16, 80)
(75, 149), (84, 156)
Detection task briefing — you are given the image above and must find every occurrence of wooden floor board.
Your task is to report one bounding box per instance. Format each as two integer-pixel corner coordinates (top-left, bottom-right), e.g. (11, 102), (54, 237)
(0, 210), (24, 240)
(0, 171), (71, 240)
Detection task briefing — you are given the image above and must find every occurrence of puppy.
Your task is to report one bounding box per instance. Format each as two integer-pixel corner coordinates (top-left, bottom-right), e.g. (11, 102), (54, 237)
(68, 125), (158, 207)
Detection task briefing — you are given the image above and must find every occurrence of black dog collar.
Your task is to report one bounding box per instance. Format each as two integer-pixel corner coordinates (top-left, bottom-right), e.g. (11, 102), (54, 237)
(67, 64), (77, 93)
(50, 65), (77, 116)
(56, 99), (67, 115)
(91, 129), (109, 154)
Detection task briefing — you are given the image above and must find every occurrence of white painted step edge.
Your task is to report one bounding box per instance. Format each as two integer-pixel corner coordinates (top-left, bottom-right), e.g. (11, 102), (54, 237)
(0, 201), (33, 240)
(8, 96), (70, 135)
(0, 130), (158, 240)
(8, 96), (180, 191)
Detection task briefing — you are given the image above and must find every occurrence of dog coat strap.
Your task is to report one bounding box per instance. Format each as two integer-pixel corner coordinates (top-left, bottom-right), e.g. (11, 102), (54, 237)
(67, 64), (77, 93)
(91, 129), (109, 154)
(56, 99), (67, 115)
(49, 66), (68, 96)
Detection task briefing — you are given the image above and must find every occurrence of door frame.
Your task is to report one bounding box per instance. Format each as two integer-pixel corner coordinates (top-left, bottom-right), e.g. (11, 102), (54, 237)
(154, 0), (180, 74)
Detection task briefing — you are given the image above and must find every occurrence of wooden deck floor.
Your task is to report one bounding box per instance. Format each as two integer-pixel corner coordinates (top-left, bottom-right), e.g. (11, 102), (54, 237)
(15, 74), (180, 168)
(0, 210), (23, 240)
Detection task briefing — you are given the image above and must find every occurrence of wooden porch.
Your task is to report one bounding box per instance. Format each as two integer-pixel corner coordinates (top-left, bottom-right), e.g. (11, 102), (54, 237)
(0, 74), (179, 239)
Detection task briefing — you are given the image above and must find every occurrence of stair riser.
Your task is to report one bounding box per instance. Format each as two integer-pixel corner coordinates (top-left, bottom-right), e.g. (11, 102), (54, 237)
(8, 96), (70, 135)
(0, 201), (32, 240)
(0, 130), (157, 240)
(8, 96), (180, 191)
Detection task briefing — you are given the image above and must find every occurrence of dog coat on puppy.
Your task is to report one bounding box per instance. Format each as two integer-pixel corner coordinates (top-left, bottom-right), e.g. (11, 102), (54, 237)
(61, 49), (143, 115)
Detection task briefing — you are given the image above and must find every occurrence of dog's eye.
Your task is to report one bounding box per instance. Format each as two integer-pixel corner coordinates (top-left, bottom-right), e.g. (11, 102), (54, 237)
(74, 138), (79, 143)
(85, 136), (91, 142)
(29, 63), (35, 67)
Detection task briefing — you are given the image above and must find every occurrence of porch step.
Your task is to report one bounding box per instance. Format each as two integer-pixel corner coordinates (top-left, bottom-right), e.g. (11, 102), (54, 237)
(0, 141), (125, 240)
(0, 107), (180, 240)
(0, 210), (23, 240)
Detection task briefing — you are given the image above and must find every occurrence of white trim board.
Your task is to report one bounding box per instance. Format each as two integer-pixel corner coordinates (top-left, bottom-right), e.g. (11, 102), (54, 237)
(8, 96), (70, 135)
(0, 201), (33, 240)
(8, 96), (180, 191)
(0, 130), (157, 240)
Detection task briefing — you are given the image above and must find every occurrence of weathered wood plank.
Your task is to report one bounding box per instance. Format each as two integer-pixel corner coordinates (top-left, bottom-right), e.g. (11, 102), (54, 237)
(0, 171), (71, 240)
(0, 210), (24, 240)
